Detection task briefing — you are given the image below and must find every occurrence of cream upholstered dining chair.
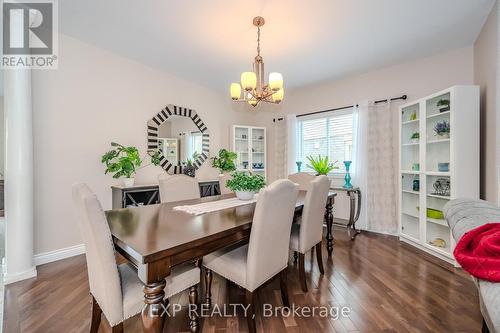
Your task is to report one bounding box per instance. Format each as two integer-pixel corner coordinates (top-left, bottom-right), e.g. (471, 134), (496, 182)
(218, 173), (233, 195)
(203, 179), (299, 333)
(159, 174), (201, 203)
(289, 175), (331, 292)
(288, 172), (316, 191)
(72, 183), (201, 333)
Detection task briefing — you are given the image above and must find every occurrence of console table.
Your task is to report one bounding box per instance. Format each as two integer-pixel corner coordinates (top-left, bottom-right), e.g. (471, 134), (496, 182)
(330, 186), (361, 240)
(111, 180), (220, 209)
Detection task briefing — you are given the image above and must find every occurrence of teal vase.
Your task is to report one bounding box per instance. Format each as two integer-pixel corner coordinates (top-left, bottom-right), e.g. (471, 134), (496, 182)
(296, 161), (302, 172)
(343, 161), (353, 189)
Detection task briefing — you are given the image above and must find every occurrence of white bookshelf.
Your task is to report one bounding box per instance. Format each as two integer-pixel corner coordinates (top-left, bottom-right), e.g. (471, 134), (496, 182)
(232, 125), (267, 179)
(398, 86), (479, 265)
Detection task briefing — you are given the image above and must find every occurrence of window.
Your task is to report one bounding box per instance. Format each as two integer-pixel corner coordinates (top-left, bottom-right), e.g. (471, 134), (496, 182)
(191, 132), (203, 156)
(296, 109), (353, 174)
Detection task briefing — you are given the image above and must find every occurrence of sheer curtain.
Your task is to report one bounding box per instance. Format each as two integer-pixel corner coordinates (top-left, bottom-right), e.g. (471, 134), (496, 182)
(271, 114), (297, 182)
(367, 101), (398, 233)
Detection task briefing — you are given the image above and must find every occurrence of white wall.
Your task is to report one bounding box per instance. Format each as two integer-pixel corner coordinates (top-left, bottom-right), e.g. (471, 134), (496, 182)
(474, 1), (499, 204)
(32, 34), (255, 255)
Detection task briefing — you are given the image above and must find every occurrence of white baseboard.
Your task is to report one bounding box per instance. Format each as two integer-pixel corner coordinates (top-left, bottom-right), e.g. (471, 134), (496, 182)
(33, 244), (86, 266)
(4, 266), (37, 285)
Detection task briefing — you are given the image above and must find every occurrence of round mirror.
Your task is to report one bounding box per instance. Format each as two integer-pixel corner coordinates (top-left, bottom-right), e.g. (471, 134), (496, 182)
(147, 104), (209, 175)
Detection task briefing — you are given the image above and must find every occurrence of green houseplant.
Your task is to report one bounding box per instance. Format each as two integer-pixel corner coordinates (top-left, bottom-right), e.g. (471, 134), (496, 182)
(211, 149), (238, 174)
(101, 142), (160, 187)
(436, 99), (450, 112)
(306, 155), (338, 175)
(226, 171), (266, 200)
(411, 132), (420, 143)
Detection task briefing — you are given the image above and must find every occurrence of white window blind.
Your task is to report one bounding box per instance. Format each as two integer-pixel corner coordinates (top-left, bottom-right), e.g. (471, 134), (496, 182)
(296, 109), (353, 174)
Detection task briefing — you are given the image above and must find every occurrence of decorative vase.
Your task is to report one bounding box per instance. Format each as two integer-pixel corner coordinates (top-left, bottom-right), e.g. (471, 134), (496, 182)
(183, 165), (196, 177)
(296, 161), (302, 172)
(343, 161), (353, 189)
(123, 177), (135, 187)
(235, 191), (255, 201)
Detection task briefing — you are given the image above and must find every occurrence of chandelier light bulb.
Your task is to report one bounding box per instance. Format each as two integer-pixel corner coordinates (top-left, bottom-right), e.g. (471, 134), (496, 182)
(230, 83), (242, 100)
(272, 88), (284, 103)
(269, 72), (283, 91)
(241, 72), (257, 91)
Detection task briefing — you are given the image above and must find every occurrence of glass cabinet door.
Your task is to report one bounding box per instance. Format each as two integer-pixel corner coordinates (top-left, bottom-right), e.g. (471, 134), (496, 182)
(251, 128), (265, 173)
(234, 127), (250, 171)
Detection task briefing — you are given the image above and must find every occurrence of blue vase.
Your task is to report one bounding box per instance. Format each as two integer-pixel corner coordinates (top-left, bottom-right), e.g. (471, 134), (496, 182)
(296, 161), (302, 172)
(343, 161), (353, 189)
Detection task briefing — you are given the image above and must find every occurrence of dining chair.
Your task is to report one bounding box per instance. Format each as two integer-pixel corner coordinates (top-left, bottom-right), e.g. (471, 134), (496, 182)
(288, 172), (316, 191)
(203, 179), (299, 333)
(159, 174), (201, 203)
(218, 173), (233, 195)
(72, 183), (201, 333)
(289, 175), (331, 292)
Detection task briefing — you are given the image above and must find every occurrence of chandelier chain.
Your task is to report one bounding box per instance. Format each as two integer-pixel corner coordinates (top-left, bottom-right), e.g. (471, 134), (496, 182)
(257, 26), (260, 57)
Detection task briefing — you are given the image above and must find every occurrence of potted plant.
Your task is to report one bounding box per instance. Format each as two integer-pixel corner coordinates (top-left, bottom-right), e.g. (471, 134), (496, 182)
(306, 155), (338, 175)
(436, 99), (450, 112)
(182, 152), (200, 177)
(226, 171), (266, 200)
(101, 142), (160, 187)
(411, 132), (420, 143)
(434, 120), (450, 139)
(211, 149), (237, 175)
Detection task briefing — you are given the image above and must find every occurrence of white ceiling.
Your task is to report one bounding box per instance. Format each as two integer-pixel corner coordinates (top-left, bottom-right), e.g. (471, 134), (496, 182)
(58, 0), (494, 92)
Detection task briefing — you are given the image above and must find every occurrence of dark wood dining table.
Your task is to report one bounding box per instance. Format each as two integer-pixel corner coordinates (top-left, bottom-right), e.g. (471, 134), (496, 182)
(105, 190), (337, 333)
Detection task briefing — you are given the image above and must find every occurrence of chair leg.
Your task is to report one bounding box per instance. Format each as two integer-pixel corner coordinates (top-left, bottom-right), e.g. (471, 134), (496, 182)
(89, 295), (102, 333)
(245, 290), (256, 333)
(293, 251), (298, 264)
(205, 268), (213, 307)
(482, 318), (490, 333)
(279, 268), (290, 307)
(298, 253), (308, 292)
(315, 242), (325, 275)
(111, 322), (123, 333)
(189, 285), (199, 332)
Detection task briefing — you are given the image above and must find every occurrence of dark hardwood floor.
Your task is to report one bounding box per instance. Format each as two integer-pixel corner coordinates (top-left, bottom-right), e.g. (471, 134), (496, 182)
(3, 230), (482, 333)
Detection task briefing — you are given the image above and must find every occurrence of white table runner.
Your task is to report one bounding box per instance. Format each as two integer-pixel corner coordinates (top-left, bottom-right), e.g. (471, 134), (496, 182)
(173, 196), (258, 215)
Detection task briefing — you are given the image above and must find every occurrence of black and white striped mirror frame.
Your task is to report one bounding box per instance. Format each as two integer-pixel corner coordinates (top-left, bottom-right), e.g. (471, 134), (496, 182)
(147, 104), (209, 174)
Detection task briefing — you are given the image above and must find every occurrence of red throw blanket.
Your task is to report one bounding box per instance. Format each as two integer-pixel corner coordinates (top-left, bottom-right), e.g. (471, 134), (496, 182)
(454, 223), (500, 282)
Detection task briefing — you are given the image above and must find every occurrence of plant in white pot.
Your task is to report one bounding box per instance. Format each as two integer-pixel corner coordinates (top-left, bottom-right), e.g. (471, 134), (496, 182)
(225, 171), (266, 200)
(101, 142), (160, 187)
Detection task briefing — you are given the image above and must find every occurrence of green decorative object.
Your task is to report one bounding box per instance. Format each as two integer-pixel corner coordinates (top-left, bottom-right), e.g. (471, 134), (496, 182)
(306, 155), (339, 175)
(211, 149), (237, 174)
(409, 111), (417, 121)
(343, 161), (352, 189)
(427, 208), (444, 220)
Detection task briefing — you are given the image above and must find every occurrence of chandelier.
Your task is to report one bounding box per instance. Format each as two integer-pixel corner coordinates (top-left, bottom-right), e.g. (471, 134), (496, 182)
(230, 16), (284, 107)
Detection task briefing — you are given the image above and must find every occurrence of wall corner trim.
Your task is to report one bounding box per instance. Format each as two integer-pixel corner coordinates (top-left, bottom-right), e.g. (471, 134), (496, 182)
(33, 244), (86, 267)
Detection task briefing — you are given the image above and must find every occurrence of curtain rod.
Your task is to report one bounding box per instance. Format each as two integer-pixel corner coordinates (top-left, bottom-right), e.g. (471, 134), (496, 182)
(289, 94), (407, 119)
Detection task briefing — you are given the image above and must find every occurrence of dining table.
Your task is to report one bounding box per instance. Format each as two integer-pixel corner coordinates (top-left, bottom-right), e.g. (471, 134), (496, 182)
(105, 190), (337, 333)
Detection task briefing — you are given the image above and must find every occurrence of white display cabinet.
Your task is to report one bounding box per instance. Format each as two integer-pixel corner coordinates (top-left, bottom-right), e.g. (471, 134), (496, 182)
(232, 125), (267, 179)
(398, 86), (479, 265)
